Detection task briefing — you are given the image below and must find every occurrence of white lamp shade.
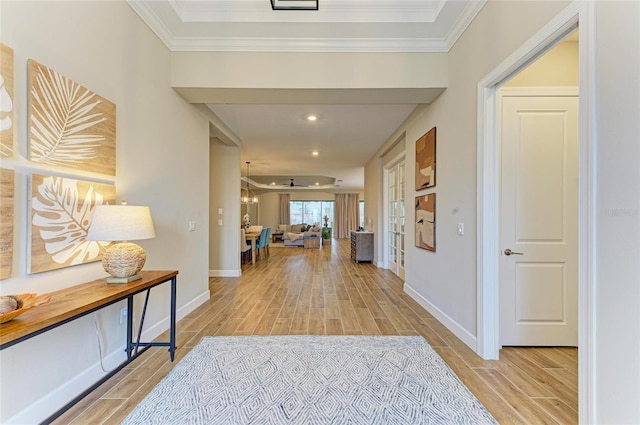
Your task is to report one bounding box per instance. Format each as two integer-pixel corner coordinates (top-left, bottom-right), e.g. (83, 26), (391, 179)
(87, 205), (156, 242)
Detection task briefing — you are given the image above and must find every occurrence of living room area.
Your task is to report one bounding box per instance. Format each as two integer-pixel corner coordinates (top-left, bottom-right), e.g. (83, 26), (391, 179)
(239, 193), (363, 260)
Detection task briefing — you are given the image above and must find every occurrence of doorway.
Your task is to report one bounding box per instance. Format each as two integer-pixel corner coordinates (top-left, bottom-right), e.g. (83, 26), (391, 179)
(476, 2), (597, 422)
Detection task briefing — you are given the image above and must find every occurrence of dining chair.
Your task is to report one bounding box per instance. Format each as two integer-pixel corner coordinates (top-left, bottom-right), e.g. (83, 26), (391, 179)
(240, 228), (252, 264)
(255, 228), (269, 259)
(265, 227), (272, 255)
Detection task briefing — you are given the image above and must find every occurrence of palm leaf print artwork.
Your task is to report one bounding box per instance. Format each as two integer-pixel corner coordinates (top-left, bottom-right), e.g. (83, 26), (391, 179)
(0, 44), (15, 157)
(28, 60), (116, 175)
(29, 174), (116, 274)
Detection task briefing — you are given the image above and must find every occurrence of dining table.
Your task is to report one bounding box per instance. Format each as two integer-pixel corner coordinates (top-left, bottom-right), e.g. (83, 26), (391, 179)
(244, 232), (260, 264)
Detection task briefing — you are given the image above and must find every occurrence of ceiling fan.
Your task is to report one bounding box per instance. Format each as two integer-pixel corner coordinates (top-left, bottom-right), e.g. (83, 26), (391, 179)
(285, 178), (308, 187)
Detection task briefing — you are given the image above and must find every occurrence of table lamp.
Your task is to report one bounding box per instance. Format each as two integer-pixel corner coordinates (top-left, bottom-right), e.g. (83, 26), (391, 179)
(86, 204), (156, 283)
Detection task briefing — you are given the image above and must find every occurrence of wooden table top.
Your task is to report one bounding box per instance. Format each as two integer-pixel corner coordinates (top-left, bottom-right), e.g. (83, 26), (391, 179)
(0, 270), (178, 348)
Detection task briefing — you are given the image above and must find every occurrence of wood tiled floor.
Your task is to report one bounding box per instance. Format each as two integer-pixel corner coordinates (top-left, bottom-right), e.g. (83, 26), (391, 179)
(53, 239), (578, 424)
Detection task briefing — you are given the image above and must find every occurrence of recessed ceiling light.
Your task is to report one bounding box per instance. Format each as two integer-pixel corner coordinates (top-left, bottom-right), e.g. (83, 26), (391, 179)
(307, 115), (317, 121)
(315, 182), (319, 186)
(312, 151), (319, 156)
(270, 182), (276, 186)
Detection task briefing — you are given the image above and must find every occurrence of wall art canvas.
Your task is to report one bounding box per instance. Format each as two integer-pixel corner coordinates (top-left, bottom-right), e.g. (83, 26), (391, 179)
(1, 168), (15, 279)
(415, 193), (435, 251)
(29, 173), (116, 274)
(415, 127), (436, 190)
(0, 44), (15, 157)
(27, 59), (116, 175)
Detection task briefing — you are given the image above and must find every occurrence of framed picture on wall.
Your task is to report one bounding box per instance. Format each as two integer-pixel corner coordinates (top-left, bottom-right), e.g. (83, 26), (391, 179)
(0, 168), (14, 279)
(28, 173), (116, 274)
(415, 127), (436, 190)
(27, 59), (116, 175)
(415, 193), (435, 251)
(1, 43), (15, 157)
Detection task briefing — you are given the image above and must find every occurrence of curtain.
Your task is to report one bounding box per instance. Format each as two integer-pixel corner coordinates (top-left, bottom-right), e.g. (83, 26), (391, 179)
(279, 193), (290, 225)
(334, 193), (360, 238)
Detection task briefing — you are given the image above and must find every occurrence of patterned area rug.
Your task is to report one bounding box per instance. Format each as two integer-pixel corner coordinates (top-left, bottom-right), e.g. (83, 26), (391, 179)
(122, 336), (497, 424)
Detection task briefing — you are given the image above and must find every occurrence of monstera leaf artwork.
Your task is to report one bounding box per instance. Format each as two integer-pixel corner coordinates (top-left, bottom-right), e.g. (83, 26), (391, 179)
(29, 174), (116, 274)
(0, 44), (14, 157)
(27, 59), (116, 175)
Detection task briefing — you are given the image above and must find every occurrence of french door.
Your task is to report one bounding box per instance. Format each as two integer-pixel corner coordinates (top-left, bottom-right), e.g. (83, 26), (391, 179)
(387, 159), (405, 279)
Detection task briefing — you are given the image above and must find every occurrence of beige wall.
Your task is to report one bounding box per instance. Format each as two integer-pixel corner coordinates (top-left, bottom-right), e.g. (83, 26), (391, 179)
(365, 1), (640, 422)
(0, 1), (210, 422)
(367, 0), (573, 342)
(257, 192), (280, 231)
(505, 40), (579, 87)
(171, 51), (448, 95)
(209, 141), (241, 276)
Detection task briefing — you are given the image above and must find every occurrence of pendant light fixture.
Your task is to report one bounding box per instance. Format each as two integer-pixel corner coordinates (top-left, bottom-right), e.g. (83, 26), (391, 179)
(241, 161), (259, 204)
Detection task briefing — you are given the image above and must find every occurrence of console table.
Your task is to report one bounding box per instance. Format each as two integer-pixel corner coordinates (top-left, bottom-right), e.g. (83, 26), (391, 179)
(0, 270), (179, 423)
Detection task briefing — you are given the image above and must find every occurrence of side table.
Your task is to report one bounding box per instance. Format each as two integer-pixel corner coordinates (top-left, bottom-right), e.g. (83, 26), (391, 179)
(303, 235), (320, 249)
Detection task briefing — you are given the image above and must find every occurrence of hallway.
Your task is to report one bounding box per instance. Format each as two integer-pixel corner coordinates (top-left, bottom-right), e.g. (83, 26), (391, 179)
(55, 240), (577, 424)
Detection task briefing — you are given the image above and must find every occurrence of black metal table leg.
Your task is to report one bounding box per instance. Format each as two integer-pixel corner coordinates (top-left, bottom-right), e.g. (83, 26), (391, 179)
(169, 276), (177, 361)
(126, 295), (134, 359)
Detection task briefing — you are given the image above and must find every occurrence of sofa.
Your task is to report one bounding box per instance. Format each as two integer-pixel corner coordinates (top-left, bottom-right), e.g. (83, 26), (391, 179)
(279, 224), (322, 247)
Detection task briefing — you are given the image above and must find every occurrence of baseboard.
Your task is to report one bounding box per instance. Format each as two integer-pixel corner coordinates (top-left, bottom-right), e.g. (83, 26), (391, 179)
(403, 283), (478, 352)
(6, 346), (126, 424)
(138, 289), (210, 342)
(209, 269), (241, 277)
(5, 289), (211, 425)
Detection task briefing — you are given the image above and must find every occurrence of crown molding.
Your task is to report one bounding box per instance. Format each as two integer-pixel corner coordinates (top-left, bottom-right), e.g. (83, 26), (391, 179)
(444, 0), (486, 49)
(127, 0), (176, 49)
(128, 0), (484, 53)
(171, 36), (449, 53)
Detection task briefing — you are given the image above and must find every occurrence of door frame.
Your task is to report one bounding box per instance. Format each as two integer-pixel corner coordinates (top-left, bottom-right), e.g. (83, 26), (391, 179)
(475, 1), (596, 423)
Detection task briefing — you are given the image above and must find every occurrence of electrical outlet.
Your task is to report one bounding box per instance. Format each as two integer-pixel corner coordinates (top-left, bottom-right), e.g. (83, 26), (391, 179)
(119, 308), (127, 324)
(189, 221), (196, 231)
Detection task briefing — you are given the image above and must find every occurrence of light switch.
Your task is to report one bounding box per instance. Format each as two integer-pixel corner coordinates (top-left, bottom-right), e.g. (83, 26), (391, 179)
(457, 223), (464, 236)
(189, 221), (196, 231)
(218, 208), (223, 215)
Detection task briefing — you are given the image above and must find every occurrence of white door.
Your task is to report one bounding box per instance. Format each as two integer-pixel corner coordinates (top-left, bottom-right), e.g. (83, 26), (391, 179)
(387, 160), (405, 279)
(500, 92), (578, 346)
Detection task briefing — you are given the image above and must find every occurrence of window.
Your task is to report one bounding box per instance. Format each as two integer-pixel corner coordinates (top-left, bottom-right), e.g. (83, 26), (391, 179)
(290, 201), (334, 227)
(359, 201), (365, 228)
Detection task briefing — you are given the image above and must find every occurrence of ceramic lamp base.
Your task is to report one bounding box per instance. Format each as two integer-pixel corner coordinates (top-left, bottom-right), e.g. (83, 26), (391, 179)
(102, 242), (146, 282)
(106, 273), (143, 284)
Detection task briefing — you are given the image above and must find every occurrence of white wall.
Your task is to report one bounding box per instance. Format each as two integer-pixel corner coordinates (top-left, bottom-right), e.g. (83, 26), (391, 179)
(0, 1), (210, 423)
(209, 140), (241, 276)
(594, 1), (640, 422)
